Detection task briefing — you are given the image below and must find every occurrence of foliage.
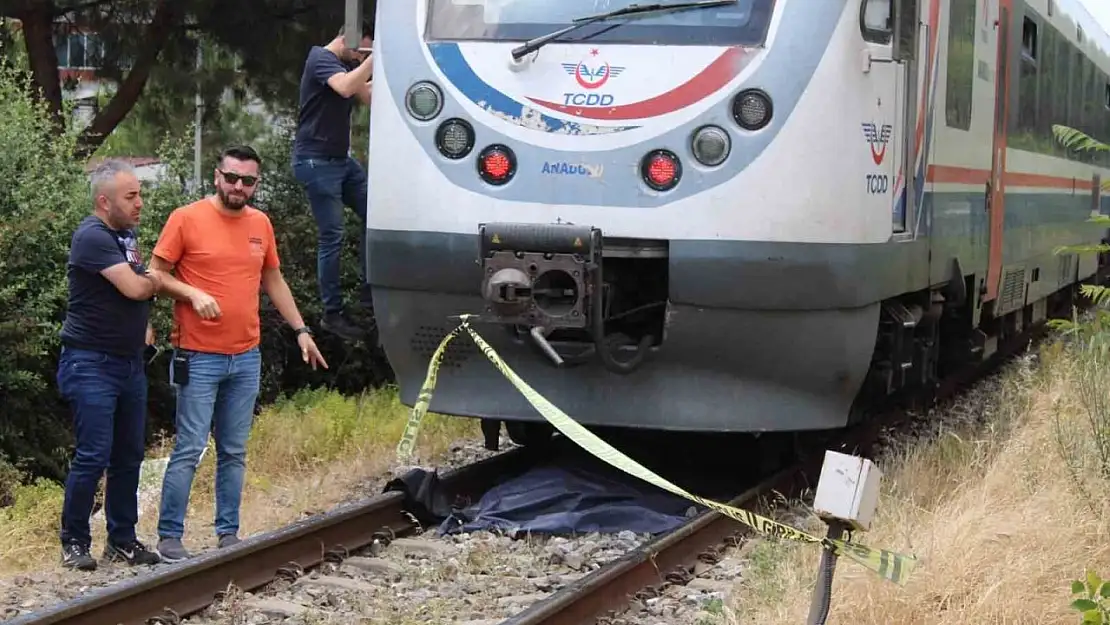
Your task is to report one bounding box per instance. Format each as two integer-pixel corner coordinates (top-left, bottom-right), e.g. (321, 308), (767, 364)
(1054, 125), (1110, 159)
(0, 59), (96, 480)
(94, 34), (274, 163)
(1047, 124), (1110, 338)
(1068, 570), (1110, 624)
(1050, 323), (1110, 517)
(1, 0), (376, 156)
(0, 476), (65, 566)
(0, 58), (390, 484)
(1050, 125), (1110, 623)
(0, 456), (22, 508)
(0, 16), (26, 67)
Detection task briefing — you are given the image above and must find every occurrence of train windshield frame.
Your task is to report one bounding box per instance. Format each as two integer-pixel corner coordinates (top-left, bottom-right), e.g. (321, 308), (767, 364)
(424, 0), (775, 47)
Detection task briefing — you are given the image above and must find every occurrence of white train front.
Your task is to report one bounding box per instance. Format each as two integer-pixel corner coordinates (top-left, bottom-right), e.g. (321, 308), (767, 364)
(364, 0), (1110, 444)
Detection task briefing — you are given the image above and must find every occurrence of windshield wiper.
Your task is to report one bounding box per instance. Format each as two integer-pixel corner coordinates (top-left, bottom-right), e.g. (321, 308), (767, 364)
(510, 0), (738, 60)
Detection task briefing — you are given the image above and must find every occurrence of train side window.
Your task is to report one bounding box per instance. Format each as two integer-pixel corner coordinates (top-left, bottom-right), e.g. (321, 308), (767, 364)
(860, 0), (893, 45)
(1012, 14), (1039, 145)
(944, 0), (976, 131)
(1021, 17), (1038, 62)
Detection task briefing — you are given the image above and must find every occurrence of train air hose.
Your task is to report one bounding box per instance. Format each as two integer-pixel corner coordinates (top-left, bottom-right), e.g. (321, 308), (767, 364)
(522, 268), (655, 374)
(590, 270), (654, 375)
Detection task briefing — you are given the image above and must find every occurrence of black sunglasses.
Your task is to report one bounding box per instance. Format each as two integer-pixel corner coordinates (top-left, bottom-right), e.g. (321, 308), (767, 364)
(218, 170), (259, 186)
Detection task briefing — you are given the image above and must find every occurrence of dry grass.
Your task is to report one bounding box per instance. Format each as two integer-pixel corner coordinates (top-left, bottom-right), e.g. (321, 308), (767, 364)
(0, 384), (477, 577)
(724, 336), (1110, 625)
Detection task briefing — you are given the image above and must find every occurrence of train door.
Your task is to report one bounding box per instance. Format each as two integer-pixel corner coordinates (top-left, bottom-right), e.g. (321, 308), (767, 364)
(890, 23), (910, 236)
(984, 0), (1012, 304)
(888, 0), (919, 239)
(861, 0), (914, 236)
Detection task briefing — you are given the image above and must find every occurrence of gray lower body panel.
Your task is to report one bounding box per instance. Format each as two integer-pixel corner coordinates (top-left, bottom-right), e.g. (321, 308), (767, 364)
(373, 288), (881, 432)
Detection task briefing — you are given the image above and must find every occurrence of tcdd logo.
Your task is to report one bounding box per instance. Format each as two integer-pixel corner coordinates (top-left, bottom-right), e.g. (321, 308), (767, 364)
(561, 48), (625, 90)
(861, 122), (893, 165)
(562, 93), (615, 106)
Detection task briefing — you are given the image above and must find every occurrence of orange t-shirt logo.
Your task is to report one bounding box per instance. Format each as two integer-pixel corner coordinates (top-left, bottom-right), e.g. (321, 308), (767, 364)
(152, 197), (281, 355)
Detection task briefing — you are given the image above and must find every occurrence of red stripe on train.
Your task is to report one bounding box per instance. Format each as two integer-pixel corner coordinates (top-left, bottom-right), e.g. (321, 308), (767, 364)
(927, 165), (1096, 190)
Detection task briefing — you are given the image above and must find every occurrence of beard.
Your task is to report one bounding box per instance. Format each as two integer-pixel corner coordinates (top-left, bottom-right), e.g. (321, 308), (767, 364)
(218, 187), (249, 210)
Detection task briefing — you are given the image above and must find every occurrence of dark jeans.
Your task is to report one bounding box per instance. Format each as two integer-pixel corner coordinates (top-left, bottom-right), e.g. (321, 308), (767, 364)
(292, 156), (369, 316)
(56, 346), (147, 547)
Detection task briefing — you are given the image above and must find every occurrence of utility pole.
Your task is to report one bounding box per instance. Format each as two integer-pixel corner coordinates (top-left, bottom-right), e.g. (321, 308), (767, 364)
(192, 38), (203, 193)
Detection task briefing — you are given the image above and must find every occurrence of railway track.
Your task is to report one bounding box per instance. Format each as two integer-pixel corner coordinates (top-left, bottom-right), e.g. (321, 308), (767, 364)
(497, 321), (1050, 625)
(2, 446), (537, 625)
(1, 318), (1053, 625)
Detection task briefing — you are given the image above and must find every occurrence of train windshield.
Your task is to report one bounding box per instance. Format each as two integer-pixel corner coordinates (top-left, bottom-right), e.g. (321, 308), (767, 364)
(425, 0), (774, 47)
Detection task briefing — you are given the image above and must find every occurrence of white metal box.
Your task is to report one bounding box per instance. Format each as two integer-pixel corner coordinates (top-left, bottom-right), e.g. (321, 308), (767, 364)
(812, 450), (883, 531)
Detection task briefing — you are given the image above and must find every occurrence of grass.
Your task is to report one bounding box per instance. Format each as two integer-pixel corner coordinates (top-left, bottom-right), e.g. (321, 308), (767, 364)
(0, 384), (477, 576)
(720, 332), (1110, 624)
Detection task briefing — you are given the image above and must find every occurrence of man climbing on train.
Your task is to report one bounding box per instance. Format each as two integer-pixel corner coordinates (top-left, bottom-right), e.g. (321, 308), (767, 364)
(292, 21), (376, 343)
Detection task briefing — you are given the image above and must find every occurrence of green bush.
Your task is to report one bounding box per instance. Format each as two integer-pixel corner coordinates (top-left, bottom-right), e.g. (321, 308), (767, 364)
(1068, 570), (1110, 623)
(0, 63), (93, 480)
(0, 60), (391, 484)
(1051, 124), (1110, 624)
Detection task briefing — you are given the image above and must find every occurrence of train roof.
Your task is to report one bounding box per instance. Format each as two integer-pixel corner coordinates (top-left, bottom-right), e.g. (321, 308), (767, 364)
(1053, 0), (1110, 57)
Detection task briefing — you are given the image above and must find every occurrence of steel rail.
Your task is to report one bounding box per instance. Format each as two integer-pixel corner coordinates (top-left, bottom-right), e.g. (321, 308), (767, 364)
(501, 321), (1050, 625)
(5, 446), (536, 625)
(2, 316), (1059, 625)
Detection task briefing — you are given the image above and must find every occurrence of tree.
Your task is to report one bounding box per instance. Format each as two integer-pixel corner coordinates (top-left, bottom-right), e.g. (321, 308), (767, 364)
(0, 0), (375, 158)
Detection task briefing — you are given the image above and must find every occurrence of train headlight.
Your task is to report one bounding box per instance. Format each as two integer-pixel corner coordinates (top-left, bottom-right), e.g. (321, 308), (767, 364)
(690, 125), (731, 167)
(641, 149), (681, 191)
(732, 89), (773, 131)
(478, 144), (516, 185)
(435, 118), (475, 159)
(405, 81), (443, 121)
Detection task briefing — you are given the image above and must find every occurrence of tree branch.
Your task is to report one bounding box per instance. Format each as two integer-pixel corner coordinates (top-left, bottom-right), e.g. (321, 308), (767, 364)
(74, 0), (180, 158)
(54, 0), (118, 17)
(184, 3), (318, 32)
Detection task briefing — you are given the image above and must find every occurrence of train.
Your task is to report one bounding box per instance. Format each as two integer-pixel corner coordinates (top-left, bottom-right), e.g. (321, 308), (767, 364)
(363, 0), (1110, 447)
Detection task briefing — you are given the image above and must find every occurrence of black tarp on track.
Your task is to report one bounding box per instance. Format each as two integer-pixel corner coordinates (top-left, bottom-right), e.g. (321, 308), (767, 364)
(385, 460), (704, 537)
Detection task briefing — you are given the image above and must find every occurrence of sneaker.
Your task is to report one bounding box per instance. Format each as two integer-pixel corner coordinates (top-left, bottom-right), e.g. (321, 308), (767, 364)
(321, 312), (365, 342)
(217, 534), (241, 549)
(156, 538), (193, 563)
(61, 541), (97, 571)
(104, 539), (161, 566)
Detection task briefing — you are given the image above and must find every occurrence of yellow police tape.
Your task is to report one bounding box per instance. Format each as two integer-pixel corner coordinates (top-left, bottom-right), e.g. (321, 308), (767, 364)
(395, 314), (920, 586)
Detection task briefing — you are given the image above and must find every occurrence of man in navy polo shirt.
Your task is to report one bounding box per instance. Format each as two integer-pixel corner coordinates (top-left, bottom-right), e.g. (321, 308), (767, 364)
(56, 159), (163, 571)
(292, 22), (375, 343)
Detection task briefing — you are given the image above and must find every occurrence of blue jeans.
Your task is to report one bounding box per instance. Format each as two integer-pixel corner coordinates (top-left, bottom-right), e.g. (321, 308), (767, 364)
(56, 346), (148, 547)
(157, 347), (261, 540)
(292, 156), (369, 316)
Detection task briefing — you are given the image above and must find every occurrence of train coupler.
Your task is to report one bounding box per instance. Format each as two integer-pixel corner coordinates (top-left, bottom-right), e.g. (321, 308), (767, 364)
(474, 222), (603, 330)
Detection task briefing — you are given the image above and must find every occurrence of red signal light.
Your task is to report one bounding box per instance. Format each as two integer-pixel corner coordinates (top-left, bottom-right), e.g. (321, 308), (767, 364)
(647, 155), (676, 185)
(641, 150), (681, 191)
(482, 151), (511, 179)
(478, 145), (516, 185)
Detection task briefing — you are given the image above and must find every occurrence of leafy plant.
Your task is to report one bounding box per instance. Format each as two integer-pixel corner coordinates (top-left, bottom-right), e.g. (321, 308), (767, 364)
(1069, 570), (1110, 623)
(1046, 124), (1110, 338)
(1051, 127), (1110, 623)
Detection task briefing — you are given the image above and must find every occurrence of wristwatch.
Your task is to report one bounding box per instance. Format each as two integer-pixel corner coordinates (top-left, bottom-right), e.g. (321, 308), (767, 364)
(293, 326), (313, 337)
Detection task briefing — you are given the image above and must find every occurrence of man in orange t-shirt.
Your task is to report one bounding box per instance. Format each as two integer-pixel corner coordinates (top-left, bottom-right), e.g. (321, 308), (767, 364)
(147, 145), (327, 563)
